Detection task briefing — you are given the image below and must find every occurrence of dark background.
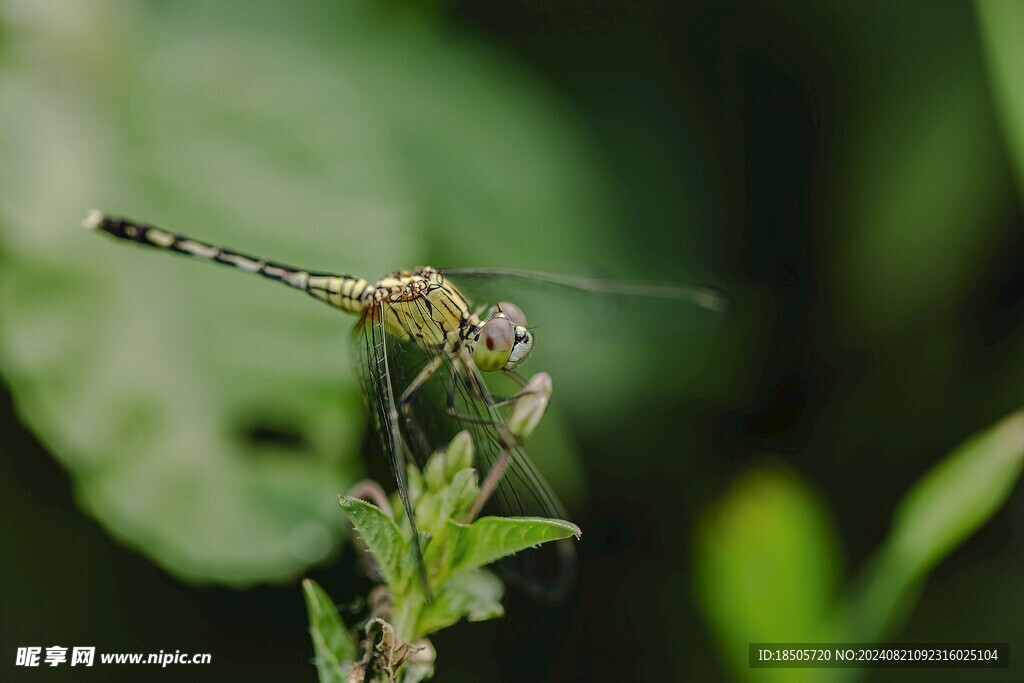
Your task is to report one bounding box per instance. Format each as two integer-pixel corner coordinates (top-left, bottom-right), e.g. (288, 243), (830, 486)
(3, 1), (1022, 681)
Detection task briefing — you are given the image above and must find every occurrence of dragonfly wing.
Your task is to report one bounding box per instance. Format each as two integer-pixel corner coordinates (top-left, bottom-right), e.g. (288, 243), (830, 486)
(374, 293), (569, 521)
(358, 293), (577, 599)
(439, 267), (728, 416)
(441, 267), (727, 315)
(445, 347), (567, 520)
(435, 343), (577, 601)
(357, 299), (431, 597)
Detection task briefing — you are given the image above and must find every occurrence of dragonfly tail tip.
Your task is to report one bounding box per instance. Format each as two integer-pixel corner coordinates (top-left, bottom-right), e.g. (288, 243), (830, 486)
(82, 209), (104, 231)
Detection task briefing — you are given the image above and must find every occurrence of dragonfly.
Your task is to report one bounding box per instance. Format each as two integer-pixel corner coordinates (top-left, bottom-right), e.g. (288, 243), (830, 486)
(82, 210), (723, 595)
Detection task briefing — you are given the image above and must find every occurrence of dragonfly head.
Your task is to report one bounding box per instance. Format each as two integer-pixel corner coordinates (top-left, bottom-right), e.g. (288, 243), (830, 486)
(473, 301), (533, 372)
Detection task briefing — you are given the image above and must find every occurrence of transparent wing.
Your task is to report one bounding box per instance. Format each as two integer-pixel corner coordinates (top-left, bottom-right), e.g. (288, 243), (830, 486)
(442, 267), (726, 310)
(354, 289), (576, 597)
(441, 266), (727, 316)
(354, 300), (430, 596)
(381, 293), (568, 521)
(441, 347), (567, 521)
(361, 293), (575, 598)
(397, 296), (577, 602)
(437, 267), (728, 418)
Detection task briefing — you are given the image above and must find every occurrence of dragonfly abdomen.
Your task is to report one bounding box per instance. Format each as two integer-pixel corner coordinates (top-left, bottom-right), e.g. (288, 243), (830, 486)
(83, 211), (372, 315)
(306, 274), (372, 314)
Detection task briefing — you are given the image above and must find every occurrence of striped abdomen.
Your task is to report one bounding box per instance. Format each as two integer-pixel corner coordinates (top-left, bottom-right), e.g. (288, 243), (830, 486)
(84, 211), (372, 315)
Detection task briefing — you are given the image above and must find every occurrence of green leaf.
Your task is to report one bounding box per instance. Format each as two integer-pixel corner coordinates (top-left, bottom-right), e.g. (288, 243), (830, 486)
(693, 467), (839, 683)
(890, 410), (1024, 576)
(419, 468), (477, 577)
(446, 469), (479, 520)
(416, 468), (479, 536)
(339, 496), (408, 588)
(843, 410), (1024, 641)
(977, 0), (1024, 200)
(415, 569), (504, 637)
(302, 579), (355, 683)
(447, 516), (581, 576)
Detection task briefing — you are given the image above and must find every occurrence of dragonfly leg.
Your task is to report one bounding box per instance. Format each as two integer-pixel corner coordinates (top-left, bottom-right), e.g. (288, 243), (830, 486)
(466, 370), (538, 409)
(398, 355), (445, 463)
(448, 365), (524, 409)
(444, 366), (499, 423)
(465, 374), (553, 520)
(444, 367), (505, 427)
(478, 394), (523, 409)
(479, 389), (538, 409)
(398, 355), (445, 415)
(505, 370), (529, 388)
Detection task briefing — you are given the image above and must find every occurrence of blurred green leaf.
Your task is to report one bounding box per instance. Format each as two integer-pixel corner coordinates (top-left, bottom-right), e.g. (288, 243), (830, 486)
(977, 0), (1024, 200)
(0, 0), (615, 583)
(694, 467), (839, 683)
(303, 578), (356, 682)
(841, 410), (1024, 642)
(890, 411), (1024, 577)
(833, 16), (1009, 343)
(447, 516), (582, 576)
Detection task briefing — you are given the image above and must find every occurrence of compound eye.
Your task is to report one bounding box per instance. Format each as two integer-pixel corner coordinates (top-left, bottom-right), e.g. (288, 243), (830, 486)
(474, 317), (514, 372)
(505, 326), (533, 369)
(497, 301), (527, 327)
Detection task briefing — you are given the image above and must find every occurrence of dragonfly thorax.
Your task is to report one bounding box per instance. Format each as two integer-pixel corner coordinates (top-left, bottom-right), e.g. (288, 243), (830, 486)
(366, 267), (532, 373)
(368, 267), (471, 350)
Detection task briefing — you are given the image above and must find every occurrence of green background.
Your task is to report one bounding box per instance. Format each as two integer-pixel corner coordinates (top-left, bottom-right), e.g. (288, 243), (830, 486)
(2, 1), (1022, 681)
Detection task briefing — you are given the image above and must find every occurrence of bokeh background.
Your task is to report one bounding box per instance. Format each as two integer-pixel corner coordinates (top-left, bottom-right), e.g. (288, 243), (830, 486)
(3, 1), (1023, 681)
